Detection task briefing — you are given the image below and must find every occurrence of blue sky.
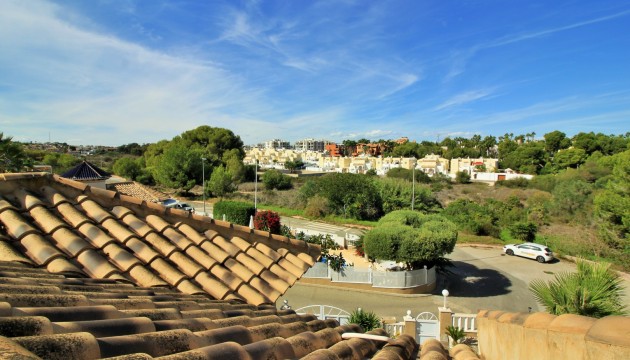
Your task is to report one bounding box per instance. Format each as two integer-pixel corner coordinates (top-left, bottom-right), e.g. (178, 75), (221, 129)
(1, 0), (629, 146)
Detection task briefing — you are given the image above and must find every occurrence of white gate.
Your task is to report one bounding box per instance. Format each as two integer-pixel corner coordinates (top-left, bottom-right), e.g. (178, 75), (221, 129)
(294, 305), (351, 325)
(416, 312), (439, 344)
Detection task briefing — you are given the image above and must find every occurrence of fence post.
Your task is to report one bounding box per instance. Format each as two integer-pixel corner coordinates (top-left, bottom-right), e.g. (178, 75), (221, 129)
(403, 310), (416, 340)
(438, 307), (453, 345)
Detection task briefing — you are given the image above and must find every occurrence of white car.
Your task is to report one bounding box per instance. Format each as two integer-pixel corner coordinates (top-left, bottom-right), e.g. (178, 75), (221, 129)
(503, 243), (554, 263)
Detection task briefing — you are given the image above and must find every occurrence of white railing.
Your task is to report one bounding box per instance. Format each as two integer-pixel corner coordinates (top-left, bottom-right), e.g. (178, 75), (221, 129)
(303, 263), (437, 289)
(384, 322), (405, 337)
(452, 313), (477, 333)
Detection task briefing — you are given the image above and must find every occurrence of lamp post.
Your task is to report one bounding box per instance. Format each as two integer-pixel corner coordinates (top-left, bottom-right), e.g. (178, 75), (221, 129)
(201, 157), (207, 216)
(412, 164), (415, 211)
(442, 289), (449, 308)
(254, 159), (258, 211)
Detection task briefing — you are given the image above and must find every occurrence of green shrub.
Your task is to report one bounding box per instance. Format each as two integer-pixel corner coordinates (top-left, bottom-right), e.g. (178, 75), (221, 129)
(446, 325), (465, 344)
(496, 177), (529, 188)
(508, 222), (538, 241)
(349, 308), (381, 332)
(213, 201), (255, 226)
(327, 253), (346, 272)
(455, 171), (471, 184)
(262, 169), (293, 190)
(304, 195), (330, 218)
(363, 225), (416, 262)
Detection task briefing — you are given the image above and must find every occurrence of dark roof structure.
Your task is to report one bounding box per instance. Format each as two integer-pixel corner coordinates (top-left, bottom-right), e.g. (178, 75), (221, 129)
(60, 160), (111, 181)
(0, 173), (421, 359)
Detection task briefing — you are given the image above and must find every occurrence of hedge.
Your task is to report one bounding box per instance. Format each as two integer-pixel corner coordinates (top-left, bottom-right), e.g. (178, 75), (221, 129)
(213, 201), (255, 226)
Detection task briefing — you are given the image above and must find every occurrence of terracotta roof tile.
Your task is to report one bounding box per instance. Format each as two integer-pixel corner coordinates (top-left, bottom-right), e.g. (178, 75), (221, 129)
(0, 238), (34, 264)
(13, 331), (101, 360)
(0, 316), (53, 337)
(13, 305), (124, 322)
(52, 317), (156, 337)
(97, 329), (200, 358)
(0, 174), (419, 359)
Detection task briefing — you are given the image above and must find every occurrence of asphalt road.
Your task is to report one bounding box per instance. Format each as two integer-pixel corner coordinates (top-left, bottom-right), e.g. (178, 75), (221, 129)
(279, 246), (630, 320)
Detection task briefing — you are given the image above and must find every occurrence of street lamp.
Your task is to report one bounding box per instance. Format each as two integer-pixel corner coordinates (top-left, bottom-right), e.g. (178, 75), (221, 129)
(442, 289), (449, 308)
(201, 157), (207, 216)
(254, 159), (258, 211)
(412, 164), (415, 211)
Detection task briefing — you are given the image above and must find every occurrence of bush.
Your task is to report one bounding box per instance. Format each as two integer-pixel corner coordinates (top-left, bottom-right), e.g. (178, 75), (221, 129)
(496, 177), (529, 188)
(363, 225), (416, 262)
(304, 195), (330, 218)
(213, 201), (255, 226)
(304, 234), (339, 256)
(455, 171), (471, 184)
(262, 169), (292, 190)
(364, 211), (458, 270)
(508, 222), (538, 241)
(349, 308), (381, 332)
(254, 210), (281, 234)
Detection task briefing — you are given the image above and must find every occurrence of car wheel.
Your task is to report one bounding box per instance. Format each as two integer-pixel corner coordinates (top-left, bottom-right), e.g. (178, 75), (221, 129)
(536, 256), (545, 263)
(506, 249), (514, 256)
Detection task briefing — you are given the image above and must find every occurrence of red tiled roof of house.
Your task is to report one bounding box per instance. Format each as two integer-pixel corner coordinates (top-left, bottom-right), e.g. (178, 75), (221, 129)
(0, 173), (421, 359)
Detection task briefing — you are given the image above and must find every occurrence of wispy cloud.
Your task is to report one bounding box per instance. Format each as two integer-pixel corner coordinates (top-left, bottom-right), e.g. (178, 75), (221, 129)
(434, 89), (494, 111)
(445, 9), (630, 81)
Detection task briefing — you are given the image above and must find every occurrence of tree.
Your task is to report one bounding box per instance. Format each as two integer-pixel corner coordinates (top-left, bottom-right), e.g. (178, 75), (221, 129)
(363, 211), (457, 270)
(285, 159), (305, 173)
(529, 260), (627, 318)
(112, 157), (142, 180)
(0, 133), (30, 172)
(41, 153), (80, 174)
(300, 173), (383, 220)
(544, 130), (570, 155)
(554, 148), (586, 169)
(208, 165), (235, 199)
(594, 150), (630, 249)
(262, 169), (292, 190)
(180, 125), (244, 161)
(152, 140), (203, 192)
(223, 149), (246, 183)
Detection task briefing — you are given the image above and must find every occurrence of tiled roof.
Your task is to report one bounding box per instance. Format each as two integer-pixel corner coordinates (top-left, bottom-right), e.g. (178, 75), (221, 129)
(0, 173), (420, 359)
(60, 161), (111, 181)
(109, 182), (170, 203)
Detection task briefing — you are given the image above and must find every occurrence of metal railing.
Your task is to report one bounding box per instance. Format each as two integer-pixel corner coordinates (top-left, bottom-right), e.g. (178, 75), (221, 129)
(303, 262), (436, 289)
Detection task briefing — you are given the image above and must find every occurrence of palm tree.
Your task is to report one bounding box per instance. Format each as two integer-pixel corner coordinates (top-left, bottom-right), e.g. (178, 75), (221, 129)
(529, 260), (627, 318)
(0, 132), (30, 173)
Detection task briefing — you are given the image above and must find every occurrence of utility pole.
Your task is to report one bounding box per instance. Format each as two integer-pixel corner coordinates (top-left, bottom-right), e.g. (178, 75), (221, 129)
(254, 159), (258, 211)
(412, 163), (415, 211)
(201, 158), (206, 216)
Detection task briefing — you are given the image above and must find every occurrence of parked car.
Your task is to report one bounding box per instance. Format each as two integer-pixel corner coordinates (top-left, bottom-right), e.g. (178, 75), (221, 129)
(502, 243), (554, 263)
(174, 203), (195, 213)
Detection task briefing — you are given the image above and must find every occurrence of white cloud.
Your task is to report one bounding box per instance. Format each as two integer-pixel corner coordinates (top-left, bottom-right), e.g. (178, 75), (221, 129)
(0, 0), (277, 145)
(434, 89), (494, 111)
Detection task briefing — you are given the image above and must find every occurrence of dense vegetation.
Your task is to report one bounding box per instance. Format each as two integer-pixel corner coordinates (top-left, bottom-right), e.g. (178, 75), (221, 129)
(363, 210), (458, 270)
(5, 129), (629, 270)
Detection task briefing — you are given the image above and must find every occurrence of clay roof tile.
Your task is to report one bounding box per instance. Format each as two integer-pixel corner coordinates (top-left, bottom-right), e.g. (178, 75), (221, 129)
(13, 331), (101, 360)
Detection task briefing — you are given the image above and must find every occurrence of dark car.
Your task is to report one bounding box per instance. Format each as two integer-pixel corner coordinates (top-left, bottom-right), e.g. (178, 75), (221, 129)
(174, 203), (195, 213)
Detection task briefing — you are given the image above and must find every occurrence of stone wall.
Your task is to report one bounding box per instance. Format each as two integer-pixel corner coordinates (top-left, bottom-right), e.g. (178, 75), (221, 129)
(477, 310), (630, 360)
